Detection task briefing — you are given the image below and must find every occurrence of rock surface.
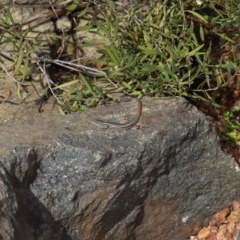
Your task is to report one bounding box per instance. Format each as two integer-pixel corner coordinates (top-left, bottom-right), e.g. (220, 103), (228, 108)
(0, 97), (240, 240)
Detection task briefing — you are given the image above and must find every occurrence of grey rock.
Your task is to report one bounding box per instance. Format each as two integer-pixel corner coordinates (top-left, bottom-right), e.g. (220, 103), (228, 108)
(0, 97), (239, 240)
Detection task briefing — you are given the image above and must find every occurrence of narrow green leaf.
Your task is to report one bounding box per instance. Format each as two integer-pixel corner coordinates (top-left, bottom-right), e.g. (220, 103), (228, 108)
(141, 65), (163, 71)
(6, 8), (14, 24)
(77, 7), (89, 18)
(113, 18), (119, 41)
(79, 73), (95, 95)
(143, 30), (152, 48)
(21, 58), (30, 80)
(75, 25), (93, 31)
(96, 21), (107, 34)
(186, 10), (208, 24)
(67, 3), (78, 15)
(124, 56), (138, 69)
(215, 68), (222, 87)
(105, 45), (121, 65)
(14, 49), (24, 75)
(122, 81), (133, 90)
(225, 60), (233, 76)
(108, 69), (124, 76)
(205, 92), (221, 108)
(82, 39), (108, 47)
(48, 33), (63, 40)
(214, 32), (235, 43)
(184, 44), (204, 58)
(199, 25), (204, 42)
(130, 91), (143, 98)
(53, 80), (79, 89)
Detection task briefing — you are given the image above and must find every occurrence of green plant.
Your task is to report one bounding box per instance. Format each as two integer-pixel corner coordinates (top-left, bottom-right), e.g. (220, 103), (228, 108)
(86, 0), (203, 98)
(219, 111), (240, 146)
(1, 0), (240, 112)
(83, 0), (240, 103)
